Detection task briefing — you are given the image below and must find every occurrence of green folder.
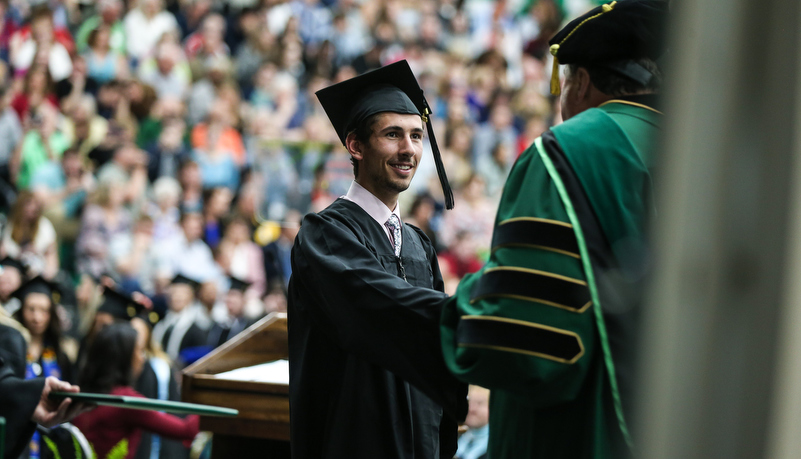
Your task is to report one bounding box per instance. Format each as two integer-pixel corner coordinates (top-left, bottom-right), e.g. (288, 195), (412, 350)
(49, 392), (238, 417)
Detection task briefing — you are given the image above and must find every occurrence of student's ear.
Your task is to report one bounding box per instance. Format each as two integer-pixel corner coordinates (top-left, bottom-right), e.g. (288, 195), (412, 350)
(346, 133), (364, 162)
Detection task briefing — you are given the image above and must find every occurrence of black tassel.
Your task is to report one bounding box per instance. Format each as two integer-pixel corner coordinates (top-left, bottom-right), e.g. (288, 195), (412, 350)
(423, 98), (454, 210)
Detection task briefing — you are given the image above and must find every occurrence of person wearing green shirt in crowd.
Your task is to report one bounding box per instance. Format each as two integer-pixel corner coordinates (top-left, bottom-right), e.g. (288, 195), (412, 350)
(17, 104), (70, 190)
(440, 1), (669, 458)
(74, 0), (126, 55)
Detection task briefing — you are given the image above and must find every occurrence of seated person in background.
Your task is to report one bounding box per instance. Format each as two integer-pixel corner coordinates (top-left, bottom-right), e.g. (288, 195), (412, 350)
(109, 214), (159, 296)
(73, 322), (200, 459)
(262, 210), (301, 290)
(262, 280), (288, 315)
(155, 206), (219, 285)
(95, 142), (149, 213)
(17, 92), (71, 191)
(11, 5), (73, 82)
(30, 147), (94, 242)
(456, 385), (490, 459)
(206, 276), (257, 348)
(151, 274), (210, 365)
(1, 190), (60, 280)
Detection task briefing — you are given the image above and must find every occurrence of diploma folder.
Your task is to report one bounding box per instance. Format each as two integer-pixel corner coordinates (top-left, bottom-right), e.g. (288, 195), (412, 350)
(49, 391), (238, 417)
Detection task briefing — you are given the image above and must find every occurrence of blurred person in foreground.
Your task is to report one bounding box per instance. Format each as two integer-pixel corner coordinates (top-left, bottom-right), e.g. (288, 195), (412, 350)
(0, 354), (89, 459)
(440, 1), (668, 458)
(73, 322), (199, 458)
(288, 60), (466, 459)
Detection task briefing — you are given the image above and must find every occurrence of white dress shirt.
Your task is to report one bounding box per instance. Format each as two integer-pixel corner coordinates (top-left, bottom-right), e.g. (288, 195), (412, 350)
(343, 181), (402, 249)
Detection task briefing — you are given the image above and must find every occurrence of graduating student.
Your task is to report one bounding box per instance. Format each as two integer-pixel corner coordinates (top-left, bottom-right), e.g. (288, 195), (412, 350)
(12, 277), (74, 384)
(439, 1), (668, 458)
(206, 276), (257, 348)
(151, 274), (211, 364)
(288, 60), (466, 459)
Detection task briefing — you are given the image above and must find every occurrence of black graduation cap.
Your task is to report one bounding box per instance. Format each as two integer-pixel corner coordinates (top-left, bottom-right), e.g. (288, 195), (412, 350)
(137, 309), (161, 328)
(315, 60), (454, 209)
(171, 273), (201, 290)
(228, 276), (251, 292)
(12, 276), (60, 304)
(548, 0), (669, 95)
(0, 256), (25, 273)
(98, 286), (145, 321)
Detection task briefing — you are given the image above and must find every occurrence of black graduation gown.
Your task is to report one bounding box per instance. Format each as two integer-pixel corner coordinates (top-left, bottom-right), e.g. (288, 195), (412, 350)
(0, 353), (44, 459)
(206, 317), (256, 349)
(0, 324), (27, 377)
(159, 320), (208, 361)
(288, 198), (467, 459)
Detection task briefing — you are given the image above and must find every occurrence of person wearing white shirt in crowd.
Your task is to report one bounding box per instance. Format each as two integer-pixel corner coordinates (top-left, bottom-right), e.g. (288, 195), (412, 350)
(138, 42), (191, 99)
(123, 0), (179, 63)
(456, 385), (490, 459)
(155, 206), (220, 288)
(12, 6), (72, 81)
(151, 273), (211, 363)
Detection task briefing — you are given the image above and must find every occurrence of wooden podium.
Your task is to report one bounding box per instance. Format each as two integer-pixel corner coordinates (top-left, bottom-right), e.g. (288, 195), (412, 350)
(182, 312), (291, 458)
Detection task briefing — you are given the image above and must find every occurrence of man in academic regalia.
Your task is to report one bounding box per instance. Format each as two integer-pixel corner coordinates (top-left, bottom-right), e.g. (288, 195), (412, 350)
(288, 60), (467, 459)
(151, 274), (211, 364)
(439, 1), (668, 458)
(206, 276), (257, 348)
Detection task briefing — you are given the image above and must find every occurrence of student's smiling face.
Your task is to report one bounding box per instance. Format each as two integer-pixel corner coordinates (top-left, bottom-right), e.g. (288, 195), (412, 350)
(349, 112), (424, 209)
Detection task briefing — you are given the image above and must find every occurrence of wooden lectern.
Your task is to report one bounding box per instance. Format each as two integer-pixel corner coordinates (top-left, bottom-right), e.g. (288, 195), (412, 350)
(182, 312), (291, 458)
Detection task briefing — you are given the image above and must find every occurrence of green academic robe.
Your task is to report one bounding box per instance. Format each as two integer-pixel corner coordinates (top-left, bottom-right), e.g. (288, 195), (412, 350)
(441, 96), (662, 459)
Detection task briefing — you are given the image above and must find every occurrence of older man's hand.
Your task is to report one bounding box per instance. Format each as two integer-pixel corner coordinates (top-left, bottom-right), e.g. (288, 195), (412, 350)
(32, 376), (93, 427)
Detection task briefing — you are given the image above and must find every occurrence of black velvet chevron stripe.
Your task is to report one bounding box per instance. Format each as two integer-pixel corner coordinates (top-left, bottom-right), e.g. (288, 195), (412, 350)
(457, 317), (583, 363)
(471, 268), (591, 311)
(492, 218), (579, 256)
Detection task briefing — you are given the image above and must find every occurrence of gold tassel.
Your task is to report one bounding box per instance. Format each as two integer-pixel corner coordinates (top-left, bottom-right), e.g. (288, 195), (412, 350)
(550, 44), (561, 96)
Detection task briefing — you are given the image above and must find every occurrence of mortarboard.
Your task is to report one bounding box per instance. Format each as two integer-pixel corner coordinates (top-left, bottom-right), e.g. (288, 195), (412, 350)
(0, 257), (25, 273)
(98, 286), (147, 322)
(171, 273), (201, 290)
(548, 0), (669, 95)
(12, 276), (60, 304)
(228, 276), (251, 292)
(315, 60), (454, 209)
(136, 307), (161, 328)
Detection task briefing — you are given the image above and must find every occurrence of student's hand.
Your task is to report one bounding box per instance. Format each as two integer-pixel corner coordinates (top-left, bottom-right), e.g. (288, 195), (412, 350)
(32, 377), (93, 427)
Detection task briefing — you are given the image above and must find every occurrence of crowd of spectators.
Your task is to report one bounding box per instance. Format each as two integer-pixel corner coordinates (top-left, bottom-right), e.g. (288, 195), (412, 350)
(0, 0), (601, 408)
